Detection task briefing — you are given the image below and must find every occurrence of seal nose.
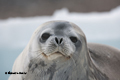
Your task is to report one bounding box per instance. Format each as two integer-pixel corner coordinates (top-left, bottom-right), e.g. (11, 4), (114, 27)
(55, 37), (63, 45)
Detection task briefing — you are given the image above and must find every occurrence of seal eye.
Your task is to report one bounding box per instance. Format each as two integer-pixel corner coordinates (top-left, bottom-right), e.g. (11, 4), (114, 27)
(70, 36), (78, 43)
(41, 33), (50, 41)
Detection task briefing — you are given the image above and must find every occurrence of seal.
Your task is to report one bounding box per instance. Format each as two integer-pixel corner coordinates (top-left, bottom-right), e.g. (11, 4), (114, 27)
(8, 20), (120, 80)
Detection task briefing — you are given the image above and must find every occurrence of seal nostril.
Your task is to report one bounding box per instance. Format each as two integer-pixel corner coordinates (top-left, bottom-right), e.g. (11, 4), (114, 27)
(60, 38), (63, 44)
(55, 37), (59, 44)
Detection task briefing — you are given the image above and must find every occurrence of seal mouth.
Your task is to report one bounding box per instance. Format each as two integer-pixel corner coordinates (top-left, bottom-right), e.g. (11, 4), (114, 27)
(42, 51), (70, 59)
(54, 51), (62, 54)
(53, 51), (67, 57)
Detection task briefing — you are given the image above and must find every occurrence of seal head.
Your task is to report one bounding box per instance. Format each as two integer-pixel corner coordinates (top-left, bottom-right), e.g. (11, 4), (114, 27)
(24, 21), (88, 80)
(29, 21), (86, 60)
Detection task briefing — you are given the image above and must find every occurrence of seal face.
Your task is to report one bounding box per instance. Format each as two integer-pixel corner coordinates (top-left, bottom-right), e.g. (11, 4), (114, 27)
(38, 21), (82, 59)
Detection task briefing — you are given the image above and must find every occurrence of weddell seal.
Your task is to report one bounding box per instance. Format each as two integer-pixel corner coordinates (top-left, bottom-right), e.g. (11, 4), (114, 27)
(8, 20), (120, 80)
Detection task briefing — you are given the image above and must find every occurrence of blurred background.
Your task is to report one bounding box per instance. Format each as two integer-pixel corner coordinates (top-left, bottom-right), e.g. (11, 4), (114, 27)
(0, 0), (120, 80)
(0, 0), (120, 19)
